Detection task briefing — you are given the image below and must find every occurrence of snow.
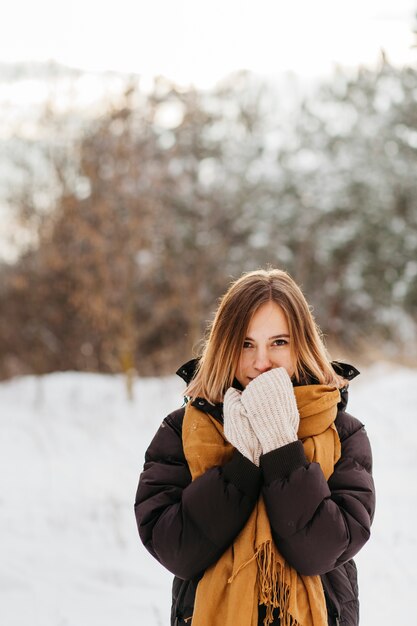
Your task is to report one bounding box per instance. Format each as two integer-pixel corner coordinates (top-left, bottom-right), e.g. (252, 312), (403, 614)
(1, 363), (415, 625)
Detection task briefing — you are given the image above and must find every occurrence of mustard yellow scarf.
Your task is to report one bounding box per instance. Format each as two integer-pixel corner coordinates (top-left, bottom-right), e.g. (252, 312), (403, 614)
(182, 384), (341, 626)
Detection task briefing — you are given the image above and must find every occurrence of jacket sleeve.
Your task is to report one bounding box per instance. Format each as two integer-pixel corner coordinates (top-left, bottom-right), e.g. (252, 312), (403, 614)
(134, 408), (262, 580)
(260, 411), (375, 576)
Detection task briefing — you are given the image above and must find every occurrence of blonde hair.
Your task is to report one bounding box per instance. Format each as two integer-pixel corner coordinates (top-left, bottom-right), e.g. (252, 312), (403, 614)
(185, 269), (344, 403)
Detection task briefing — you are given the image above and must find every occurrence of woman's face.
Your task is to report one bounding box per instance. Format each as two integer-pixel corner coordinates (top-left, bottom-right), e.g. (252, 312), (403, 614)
(235, 301), (296, 388)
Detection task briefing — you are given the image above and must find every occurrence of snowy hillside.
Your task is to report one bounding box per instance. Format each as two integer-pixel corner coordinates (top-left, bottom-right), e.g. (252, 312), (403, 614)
(1, 364), (416, 626)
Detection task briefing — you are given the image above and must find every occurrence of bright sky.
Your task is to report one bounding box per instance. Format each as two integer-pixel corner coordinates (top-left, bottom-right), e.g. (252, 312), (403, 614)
(1, 0), (416, 86)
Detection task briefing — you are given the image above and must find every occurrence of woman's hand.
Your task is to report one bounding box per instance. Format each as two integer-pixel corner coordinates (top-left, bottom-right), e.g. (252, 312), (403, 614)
(223, 388), (262, 466)
(240, 367), (300, 454)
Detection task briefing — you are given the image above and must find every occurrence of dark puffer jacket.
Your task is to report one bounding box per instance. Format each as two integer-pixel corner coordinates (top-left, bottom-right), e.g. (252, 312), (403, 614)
(135, 361), (375, 626)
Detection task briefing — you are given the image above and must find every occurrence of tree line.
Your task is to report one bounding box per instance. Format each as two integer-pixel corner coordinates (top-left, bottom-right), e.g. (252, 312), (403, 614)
(0, 61), (416, 379)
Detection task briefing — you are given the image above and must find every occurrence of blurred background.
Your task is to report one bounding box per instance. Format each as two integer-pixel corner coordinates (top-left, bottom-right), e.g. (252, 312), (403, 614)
(1, 2), (417, 625)
(1, 0), (416, 379)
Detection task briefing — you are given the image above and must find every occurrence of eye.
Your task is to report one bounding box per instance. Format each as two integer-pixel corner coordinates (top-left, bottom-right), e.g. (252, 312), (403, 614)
(243, 340), (253, 349)
(272, 339), (288, 347)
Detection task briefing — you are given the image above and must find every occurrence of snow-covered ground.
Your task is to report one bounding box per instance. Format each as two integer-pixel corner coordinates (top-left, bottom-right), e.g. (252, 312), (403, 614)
(0, 363), (415, 625)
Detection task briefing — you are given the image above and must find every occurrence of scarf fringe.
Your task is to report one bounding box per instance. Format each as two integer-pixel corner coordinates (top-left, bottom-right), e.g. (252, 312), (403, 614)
(258, 540), (300, 626)
(227, 551), (258, 584)
(228, 539), (300, 626)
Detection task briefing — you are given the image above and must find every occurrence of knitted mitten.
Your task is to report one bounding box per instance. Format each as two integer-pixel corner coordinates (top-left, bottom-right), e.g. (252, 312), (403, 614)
(240, 367), (300, 453)
(223, 388), (262, 466)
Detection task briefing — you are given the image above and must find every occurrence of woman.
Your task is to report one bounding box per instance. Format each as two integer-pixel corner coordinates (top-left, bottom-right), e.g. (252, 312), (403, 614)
(135, 269), (375, 626)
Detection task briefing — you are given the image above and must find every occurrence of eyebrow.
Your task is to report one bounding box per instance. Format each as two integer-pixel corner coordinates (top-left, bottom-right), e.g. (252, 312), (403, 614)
(245, 334), (290, 341)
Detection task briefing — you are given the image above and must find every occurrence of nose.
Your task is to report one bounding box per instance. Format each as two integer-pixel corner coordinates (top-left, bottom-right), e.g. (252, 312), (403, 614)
(254, 350), (272, 373)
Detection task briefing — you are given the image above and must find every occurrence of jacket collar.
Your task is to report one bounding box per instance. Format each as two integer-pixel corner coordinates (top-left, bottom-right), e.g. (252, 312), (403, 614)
(176, 358), (359, 421)
(176, 358), (360, 386)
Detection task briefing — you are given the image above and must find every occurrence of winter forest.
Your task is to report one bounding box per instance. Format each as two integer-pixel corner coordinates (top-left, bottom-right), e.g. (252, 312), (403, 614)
(1, 2), (417, 625)
(1, 60), (417, 379)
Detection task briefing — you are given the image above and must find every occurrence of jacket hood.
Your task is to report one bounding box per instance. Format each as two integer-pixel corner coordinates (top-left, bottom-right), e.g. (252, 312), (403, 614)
(176, 359), (359, 420)
(176, 358), (360, 386)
